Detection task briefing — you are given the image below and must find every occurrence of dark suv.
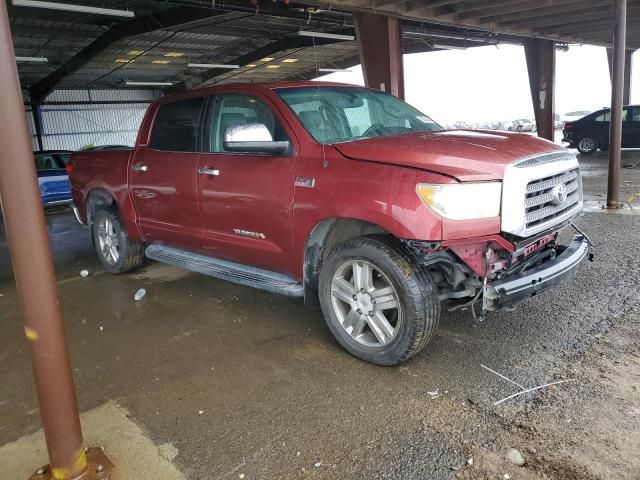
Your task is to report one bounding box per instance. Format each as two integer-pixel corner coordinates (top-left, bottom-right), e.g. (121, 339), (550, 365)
(562, 105), (640, 154)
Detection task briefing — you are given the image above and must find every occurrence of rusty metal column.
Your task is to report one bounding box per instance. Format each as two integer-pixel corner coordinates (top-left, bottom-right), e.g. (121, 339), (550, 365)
(607, 0), (627, 208)
(0, 4), (113, 479)
(354, 13), (405, 99)
(607, 47), (633, 105)
(524, 39), (556, 141)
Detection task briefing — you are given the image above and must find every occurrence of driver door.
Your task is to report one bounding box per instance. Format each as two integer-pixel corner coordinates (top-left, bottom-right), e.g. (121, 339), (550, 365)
(196, 93), (296, 274)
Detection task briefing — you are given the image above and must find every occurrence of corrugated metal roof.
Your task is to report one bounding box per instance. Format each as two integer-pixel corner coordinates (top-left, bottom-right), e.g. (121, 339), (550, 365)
(9, 0), (637, 100)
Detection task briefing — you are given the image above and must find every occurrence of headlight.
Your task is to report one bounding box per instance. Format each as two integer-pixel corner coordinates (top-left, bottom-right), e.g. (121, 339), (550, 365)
(416, 182), (502, 220)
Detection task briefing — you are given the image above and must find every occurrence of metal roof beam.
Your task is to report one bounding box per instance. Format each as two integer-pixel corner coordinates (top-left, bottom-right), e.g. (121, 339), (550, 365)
(448, 0), (534, 17)
(28, 6), (228, 102)
(508, 5), (618, 29)
(464, 0), (603, 23)
(169, 30), (355, 92)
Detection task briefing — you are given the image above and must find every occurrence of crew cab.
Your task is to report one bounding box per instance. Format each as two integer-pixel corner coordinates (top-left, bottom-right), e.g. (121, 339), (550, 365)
(68, 81), (588, 365)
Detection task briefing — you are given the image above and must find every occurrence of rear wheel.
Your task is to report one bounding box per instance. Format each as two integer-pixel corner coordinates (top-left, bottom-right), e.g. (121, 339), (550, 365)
(318, 235), (439, 365)
(92, 208), (144, 274)
(577, 136), (598, 154)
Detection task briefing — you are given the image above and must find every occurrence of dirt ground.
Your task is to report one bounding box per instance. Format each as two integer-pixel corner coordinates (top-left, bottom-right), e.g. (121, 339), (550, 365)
(1, 150), (639, 479)
(456, 310), (640, 480)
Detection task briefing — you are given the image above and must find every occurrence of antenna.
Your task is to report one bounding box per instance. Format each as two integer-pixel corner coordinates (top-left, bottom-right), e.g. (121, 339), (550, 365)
(311, 34), (328, 168)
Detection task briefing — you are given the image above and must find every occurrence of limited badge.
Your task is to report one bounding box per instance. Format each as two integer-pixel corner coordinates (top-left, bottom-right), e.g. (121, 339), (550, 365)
(294, 176), (315, 188)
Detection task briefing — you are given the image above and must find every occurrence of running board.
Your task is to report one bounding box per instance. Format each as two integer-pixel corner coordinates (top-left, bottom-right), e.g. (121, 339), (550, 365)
(145, 244), (304, 297)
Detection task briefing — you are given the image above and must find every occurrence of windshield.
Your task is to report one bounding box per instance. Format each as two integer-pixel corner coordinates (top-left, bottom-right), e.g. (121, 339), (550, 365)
(277, 86), (441, 144)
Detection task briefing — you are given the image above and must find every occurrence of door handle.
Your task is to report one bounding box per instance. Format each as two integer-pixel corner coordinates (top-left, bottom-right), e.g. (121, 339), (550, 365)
(132, 163), (148, 172)
(198, 167), (220, 177)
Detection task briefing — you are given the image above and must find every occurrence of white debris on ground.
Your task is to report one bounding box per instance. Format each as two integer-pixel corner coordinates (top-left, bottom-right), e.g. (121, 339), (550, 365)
(238, 474), (245, 479)
(467, 458), (473, 466)
(506, 448), (525, 466)
(99, 326), (103, 331)
(426, 389), (439, 399)
(134, 288), (146, 301)
(198, 410), (204, 415)
(80, 269), (90, 277)
(314, 462), (322, 467)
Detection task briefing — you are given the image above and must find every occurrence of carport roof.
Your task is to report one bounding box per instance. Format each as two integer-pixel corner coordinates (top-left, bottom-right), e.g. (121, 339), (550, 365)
(10, 0), (639, 102)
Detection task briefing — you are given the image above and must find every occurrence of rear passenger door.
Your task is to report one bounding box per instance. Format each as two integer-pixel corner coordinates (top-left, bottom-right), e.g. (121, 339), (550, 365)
(196, 93), (296, 275)
(129, 96), (205, 251)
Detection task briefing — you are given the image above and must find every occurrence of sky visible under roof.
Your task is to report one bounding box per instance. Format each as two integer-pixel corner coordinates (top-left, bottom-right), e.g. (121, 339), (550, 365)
(318, 45), (640, 127)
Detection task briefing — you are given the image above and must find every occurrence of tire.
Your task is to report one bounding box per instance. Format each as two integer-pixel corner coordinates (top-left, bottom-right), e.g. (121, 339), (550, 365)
(318, 235), (440, 365)
(577, 136), (598, 154)
(92, 208), (144, 274)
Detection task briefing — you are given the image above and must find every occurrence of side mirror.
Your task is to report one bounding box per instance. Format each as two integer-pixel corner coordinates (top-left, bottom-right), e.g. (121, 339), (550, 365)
(223, 123), (290, 155)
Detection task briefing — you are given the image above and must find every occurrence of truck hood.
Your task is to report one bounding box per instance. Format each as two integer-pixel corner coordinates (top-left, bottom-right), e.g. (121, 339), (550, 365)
(333, 129), (565, 181)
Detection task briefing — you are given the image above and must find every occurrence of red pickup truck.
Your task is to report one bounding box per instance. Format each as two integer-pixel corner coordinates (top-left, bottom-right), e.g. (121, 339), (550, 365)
(69, 81), (588, 365)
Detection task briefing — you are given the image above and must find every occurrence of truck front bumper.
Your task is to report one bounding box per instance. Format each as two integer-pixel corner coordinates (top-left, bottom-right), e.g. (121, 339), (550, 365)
(483, 234), (589, 310)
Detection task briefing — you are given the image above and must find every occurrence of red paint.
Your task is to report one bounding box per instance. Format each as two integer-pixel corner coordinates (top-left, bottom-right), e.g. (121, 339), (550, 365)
(69, 81), (561, 282)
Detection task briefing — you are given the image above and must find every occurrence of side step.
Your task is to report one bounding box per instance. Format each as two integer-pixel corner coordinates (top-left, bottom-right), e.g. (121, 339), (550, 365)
(145, 244), (304, 297)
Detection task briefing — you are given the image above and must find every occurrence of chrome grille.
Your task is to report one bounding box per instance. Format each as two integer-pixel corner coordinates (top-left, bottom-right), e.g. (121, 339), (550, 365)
(525, 168), (582, 229)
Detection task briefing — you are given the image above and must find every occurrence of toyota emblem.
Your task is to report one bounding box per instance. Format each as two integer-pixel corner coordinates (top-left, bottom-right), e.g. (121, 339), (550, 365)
(551, 183), (568, 205)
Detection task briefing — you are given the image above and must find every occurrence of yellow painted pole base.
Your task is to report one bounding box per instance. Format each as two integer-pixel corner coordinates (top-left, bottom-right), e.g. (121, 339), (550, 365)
(29, 448), (114, 480)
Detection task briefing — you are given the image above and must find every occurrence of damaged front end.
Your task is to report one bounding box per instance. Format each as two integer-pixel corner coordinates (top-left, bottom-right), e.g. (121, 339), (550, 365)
(405, 229), (590, 320)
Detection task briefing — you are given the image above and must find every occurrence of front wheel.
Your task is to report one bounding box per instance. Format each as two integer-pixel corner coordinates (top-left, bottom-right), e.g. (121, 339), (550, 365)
(577, 136), (598, 154)
(92, 208), (144, 274)
(318, 236), (440, 365)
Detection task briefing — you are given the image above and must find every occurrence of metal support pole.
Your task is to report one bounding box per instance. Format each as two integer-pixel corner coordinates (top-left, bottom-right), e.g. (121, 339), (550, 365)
(0, 3), (114, 479)
(354, 13), (405, 99)
(607, 47), (633, 105)
(607, 0), (627, 208)
(31, 102), (45, 152)
(524, 39), (555, 141)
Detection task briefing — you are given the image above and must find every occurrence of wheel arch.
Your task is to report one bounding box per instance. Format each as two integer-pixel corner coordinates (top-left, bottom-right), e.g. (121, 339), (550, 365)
(303, 217), (389, 306)
(85, 187), (142, 243)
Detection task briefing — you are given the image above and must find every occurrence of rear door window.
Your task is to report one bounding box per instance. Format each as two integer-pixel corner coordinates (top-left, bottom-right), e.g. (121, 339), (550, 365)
(149, 97), (204, 152)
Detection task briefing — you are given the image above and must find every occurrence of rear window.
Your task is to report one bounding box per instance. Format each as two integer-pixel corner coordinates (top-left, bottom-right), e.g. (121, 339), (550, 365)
(150, 97), (204, 152)
(35, 153), (66, 171)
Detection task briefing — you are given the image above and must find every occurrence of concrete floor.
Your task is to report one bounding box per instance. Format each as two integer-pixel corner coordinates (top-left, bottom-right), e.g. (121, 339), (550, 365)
(1, 150), (639, 479)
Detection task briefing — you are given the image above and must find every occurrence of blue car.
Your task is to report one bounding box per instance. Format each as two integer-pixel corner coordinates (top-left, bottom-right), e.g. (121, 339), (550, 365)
(35, 150), (73, 207)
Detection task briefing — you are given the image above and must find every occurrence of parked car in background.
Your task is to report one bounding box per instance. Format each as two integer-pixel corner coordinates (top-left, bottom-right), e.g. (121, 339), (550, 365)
(562, 105), (640, 154)
(69, 81), (587, 365)
(560, 110), (591, 124)
(554, 114), (563, 129)
(35, 150), (73, 207)
(507, 118), (535, 132)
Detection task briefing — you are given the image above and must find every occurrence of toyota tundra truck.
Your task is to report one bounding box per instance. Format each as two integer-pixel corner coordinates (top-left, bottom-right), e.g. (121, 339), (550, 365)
(68, 81), (588, 365)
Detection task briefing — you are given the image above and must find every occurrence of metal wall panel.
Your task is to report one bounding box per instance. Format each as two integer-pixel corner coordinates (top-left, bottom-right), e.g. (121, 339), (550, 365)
(26, 89), (159, 151)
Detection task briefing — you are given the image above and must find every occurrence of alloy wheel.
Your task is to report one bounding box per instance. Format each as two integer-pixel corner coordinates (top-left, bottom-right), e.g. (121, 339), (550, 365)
(330, 260), (402, 347)
(97, 217), (120, 265)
